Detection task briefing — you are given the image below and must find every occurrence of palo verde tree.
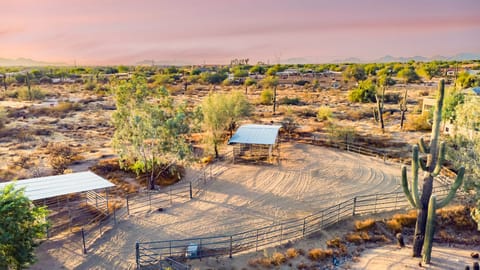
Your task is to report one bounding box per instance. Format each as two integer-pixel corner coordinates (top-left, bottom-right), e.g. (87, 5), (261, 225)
(0, 184), (49, 269)
(261, 76), (279, 114)
(401, 79), (465, 262)
(112, 75), (191, 190)
(201, 91), (252, 158)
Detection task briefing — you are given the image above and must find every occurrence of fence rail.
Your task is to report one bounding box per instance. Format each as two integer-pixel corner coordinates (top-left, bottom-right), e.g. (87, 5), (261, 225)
(136, 185), (452, 269)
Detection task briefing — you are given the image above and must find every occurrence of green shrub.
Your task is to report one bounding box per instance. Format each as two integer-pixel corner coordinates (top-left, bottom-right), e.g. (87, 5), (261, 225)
(260, 89), (273, 105)
(17, 87), (45, 100)
(404, 113), (431, 131)
(280, 96), (301, 105)
(348, 80), (376, 103)
(84, 81), (96, 90)
(317, 106), (332, 121)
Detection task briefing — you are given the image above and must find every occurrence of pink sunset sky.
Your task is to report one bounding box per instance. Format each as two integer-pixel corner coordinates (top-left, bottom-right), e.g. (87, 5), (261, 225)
(1, 0), (480, 65)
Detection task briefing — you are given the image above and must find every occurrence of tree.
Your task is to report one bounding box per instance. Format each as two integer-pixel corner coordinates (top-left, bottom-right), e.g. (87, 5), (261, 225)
(201, 91), (252, 158)
(261, 76), (279, 113)
(348, 79), (376, 103)
(112, 75), (191, 190)
(0, 184), (48, 269)
(46, 143), (75, 175)
(401, 79), (464, 260)
(417, 62), (440, 80)
(343, 64), (366, 82)
(249, 65), (266, 75)
(442, 88), (465, 122)
(397, 67), (420, 83)
(200, 72), (228, 85)
(244, 77), (256, 94)
(456, 72), (479, 89)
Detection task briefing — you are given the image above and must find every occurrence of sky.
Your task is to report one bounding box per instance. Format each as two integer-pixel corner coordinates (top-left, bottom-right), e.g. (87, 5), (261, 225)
(1, 0), (480, 65)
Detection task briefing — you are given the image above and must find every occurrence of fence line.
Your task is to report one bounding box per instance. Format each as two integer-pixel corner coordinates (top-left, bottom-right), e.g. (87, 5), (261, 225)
(136, 185), (451, 269)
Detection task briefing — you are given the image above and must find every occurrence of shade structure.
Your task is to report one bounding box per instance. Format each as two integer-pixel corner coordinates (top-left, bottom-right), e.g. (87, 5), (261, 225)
(228, 124), (281, 145)
(0, 171), (114, 201)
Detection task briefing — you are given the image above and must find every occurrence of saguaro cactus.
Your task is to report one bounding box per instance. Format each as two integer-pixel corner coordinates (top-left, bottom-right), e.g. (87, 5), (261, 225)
(401, 79), (465, 262)
(400, 89), (408, 130)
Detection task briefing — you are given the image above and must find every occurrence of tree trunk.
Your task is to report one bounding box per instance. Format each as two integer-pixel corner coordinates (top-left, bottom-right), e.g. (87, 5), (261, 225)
(400, 110), (406, 130)
(273, 86), (277, 114)
(245, 85), (248, 95)
(214, 142), (219, 159)
(149, 169), (155, 190)
(412, 174), (434, 257)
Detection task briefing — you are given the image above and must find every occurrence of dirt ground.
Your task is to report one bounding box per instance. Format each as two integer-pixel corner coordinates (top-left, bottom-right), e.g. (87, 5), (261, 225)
(30, 143), (405, 269)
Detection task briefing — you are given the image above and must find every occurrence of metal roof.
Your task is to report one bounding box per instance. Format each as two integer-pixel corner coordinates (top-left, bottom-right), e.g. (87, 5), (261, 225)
(0, 171), (115, 201)
(228, 124), (281, 145)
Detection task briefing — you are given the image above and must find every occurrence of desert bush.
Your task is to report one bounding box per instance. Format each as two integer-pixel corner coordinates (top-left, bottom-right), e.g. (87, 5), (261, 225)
(29, 101), (81, 118)
(404, 113), (431, 131)
(345, 232), (370, 245)
(355, 218), (375, 230)
(271, 252), (287, 266)
(281, 117), (298, 137)
(326, 237), (343, 248)
(259, 89), (273, 105)
(391, 210), (417, 227)
(46, 143), (76, 175)
(84, 80), (96, 90)
(316, 106), (332, 121)
(17, 87), (45, 100)
(280, 96), (302, 105)
(383, 92), (400, 103)
(327, 124), (357, 143)
(307, 248), (333, 261)
(348, 80), (376, 103)
(286, 248), (299, 259)
(386, 219), (402, 232)
(437, 206), (477, 230)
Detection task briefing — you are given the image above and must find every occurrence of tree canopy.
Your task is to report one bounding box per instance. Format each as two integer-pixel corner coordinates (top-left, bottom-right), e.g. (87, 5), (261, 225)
(1, 184), (48, 269)
(201, 91), (252, 158)
(112, 75), (192, 189)
(348, 79), (377, 103)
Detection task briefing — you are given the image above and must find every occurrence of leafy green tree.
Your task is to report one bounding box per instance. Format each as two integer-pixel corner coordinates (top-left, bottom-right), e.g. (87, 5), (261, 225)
(249, 65), (266, 75)
(200, 72), (228, 85)
(348, 79), (377, 103)
(112, 75), (191, 190)
(261, 76), (279, 113)
(1, 184), (48, 269)
(456, 72), (479, 89)
(364, 64), (379, 76)
(244, 77), (256, 94)
(442, 88), (465, 122)
(232, 68), (248, 78)
(417, 62), (440, 80)
(201, 91), (252, 158)
(343, 64), (366, 82)
(397, 67), (420, 83)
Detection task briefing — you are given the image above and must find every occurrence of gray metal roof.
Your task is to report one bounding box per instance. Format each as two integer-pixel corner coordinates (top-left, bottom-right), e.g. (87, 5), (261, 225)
(0, 171), (115, 201)
(228, 124), (281, 145)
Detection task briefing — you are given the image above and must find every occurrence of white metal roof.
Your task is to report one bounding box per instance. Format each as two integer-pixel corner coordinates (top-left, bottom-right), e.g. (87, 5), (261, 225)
(228, 124), (281, 145)
(0, 171), (115, 201)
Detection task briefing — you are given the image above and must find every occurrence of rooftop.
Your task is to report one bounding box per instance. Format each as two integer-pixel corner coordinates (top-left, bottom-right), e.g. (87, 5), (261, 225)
(0, 171), (115, 201)
(228, 124), (281, 145)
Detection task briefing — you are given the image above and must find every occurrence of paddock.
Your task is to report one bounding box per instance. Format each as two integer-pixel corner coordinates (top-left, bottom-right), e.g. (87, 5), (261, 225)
(228, 124), (281, 164)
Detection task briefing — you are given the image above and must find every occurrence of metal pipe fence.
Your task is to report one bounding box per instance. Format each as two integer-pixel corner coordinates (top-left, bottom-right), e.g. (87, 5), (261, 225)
(135, 185), (452, 269)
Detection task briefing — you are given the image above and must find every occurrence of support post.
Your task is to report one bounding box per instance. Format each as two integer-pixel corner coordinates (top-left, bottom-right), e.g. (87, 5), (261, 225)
(113, 206), (117, 225)
(353, 197), (357, 216)
(135, 242), (140, 269)
(255, 229), (259, 252)
(126, 195), (130, 215)
(229, 236), (233, 258)
(302, 218), (306, 237)
(105, 189), (109, 214)
(337, 203), (341, 223)
(149, 192), (152, 211)
(189, 182), (193, 199)
(280, 225), (283, 245)
(374, 194), (378, 213)
(81, 228), (87, 254)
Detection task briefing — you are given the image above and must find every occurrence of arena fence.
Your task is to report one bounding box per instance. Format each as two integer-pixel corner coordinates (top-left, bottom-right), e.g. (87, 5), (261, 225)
(135, 185), (451, 269)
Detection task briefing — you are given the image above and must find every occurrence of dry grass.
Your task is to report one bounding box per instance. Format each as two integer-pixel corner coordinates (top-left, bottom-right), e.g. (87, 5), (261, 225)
(345, 231), (370, 245)
(355, 218), (376, 231)
(437, 205), (477, 230)
(307, 248), (333, 261)
(386, 219), (403, 233)
(271, 252), (287, 266)
(248, 252), (287, 268)
(391, 210), (417, 227)
(404, 113), (431, 131)
(286, 248), (299, 259)
(326, 237), (343, 248)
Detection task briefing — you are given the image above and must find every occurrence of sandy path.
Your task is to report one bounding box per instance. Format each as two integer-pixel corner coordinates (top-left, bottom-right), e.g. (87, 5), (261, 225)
(33, 143), (403, 269)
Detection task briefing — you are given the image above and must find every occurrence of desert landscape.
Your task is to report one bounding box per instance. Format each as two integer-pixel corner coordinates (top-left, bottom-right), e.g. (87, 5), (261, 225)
(1, 1), (480, 270)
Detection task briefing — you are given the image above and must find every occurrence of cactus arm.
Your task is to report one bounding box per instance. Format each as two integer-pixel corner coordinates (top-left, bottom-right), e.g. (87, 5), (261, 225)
(419, 136), (430, 153)
(436, 167), (465, 208)
(412, 146), (421, 208)
(428, 79), (445, 171)
(432, 142), (446, 176)
(401, 165), (417, 208)
(422, 195), (437, 264)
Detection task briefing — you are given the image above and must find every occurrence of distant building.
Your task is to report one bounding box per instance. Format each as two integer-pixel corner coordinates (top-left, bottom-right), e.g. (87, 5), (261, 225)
(422, 97), (436, 114)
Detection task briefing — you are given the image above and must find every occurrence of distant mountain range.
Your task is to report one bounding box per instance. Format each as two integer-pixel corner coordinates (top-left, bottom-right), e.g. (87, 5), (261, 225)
(332, 52), (480, 64)
(0, 57), (66, 66)
(1, 52), (479, 67)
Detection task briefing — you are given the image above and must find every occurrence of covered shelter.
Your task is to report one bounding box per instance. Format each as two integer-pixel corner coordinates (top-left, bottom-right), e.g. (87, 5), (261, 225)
(228, 124), (281, 164)
(0, 171), (115, 236)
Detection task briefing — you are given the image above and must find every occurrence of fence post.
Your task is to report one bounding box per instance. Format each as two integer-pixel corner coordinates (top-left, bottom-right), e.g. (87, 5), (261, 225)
(135, 242), (140, 269)
(337, 203), (341, 223)
(126, 195), (130, 215)
(374, 194), (378, 214)
(279, 225), (283, 245)
(352, 197), (357, 216)
(394, 192), (399, 210)
(203, 169), (206, 184)
(383, 153), (386, 163)
(81, 228), (87, 254)
(302, 218), (306, 237)
(189, 182), (193, 199)
(255, 229), (259, 252)
(169, 241), (172, 257)
(320, 211), (324, 229)
(113, 206), (117, 225)
(149, 192), (152, 211)
(229, 236), (233, 258)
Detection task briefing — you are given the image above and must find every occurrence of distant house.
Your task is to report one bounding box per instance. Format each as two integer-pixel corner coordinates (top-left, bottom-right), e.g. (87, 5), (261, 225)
(446, 70), (456, 76)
